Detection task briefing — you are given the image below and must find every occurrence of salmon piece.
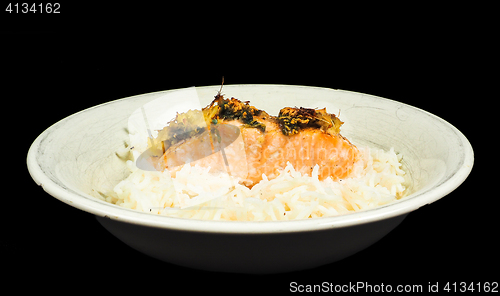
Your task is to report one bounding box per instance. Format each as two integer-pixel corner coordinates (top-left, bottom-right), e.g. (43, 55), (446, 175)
(160, 121), (250, 182)
(153, 94), (358, 187)
(251, 127), (357, 183)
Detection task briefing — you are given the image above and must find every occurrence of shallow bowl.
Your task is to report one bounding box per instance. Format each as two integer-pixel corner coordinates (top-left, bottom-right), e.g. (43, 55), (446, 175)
(27, 85), (473, 273)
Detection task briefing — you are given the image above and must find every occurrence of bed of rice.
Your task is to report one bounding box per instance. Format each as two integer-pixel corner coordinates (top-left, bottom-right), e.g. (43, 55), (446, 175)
(102, 146), (406, 221)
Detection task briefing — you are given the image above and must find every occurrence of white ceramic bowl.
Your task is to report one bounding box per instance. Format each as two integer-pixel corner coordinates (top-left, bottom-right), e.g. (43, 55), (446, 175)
(27, 85), (473, 274)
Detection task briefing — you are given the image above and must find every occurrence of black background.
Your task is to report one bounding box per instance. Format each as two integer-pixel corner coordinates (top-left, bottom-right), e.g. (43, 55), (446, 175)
(4, 3), (490, 293)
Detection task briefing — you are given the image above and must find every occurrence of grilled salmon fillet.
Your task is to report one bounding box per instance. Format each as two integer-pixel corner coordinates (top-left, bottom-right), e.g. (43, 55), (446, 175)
(152, 93), (358, 187)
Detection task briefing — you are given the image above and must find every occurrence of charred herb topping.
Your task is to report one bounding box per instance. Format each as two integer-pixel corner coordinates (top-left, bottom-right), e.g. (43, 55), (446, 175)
(242, 120), (266, 132)
(155, 91), (344, 153)
(156, 109), (207, 150)
(204, 96), (267, 132)
(277, 107), (343, 136)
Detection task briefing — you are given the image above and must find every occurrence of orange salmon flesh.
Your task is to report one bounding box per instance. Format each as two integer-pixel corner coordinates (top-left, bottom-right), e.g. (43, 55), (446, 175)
(161, 119), (358, 187)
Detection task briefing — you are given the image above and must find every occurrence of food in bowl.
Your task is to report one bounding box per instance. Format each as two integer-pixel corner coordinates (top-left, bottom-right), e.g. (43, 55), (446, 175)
(102, 90), (407, 220)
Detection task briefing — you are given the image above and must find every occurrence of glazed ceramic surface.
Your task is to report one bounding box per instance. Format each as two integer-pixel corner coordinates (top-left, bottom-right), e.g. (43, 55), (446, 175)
(27, 85), (473, 273)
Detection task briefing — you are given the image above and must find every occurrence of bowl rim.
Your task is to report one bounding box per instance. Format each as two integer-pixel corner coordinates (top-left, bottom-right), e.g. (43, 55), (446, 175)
(27, 84), (474, 234)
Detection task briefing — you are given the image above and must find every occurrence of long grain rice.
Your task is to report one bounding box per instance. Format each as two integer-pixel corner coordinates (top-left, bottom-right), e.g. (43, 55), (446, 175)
(102, 146), (406, 221)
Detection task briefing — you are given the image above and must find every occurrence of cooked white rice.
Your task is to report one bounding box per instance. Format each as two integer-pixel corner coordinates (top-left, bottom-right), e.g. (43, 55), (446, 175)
(103, 146), (406, 221)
